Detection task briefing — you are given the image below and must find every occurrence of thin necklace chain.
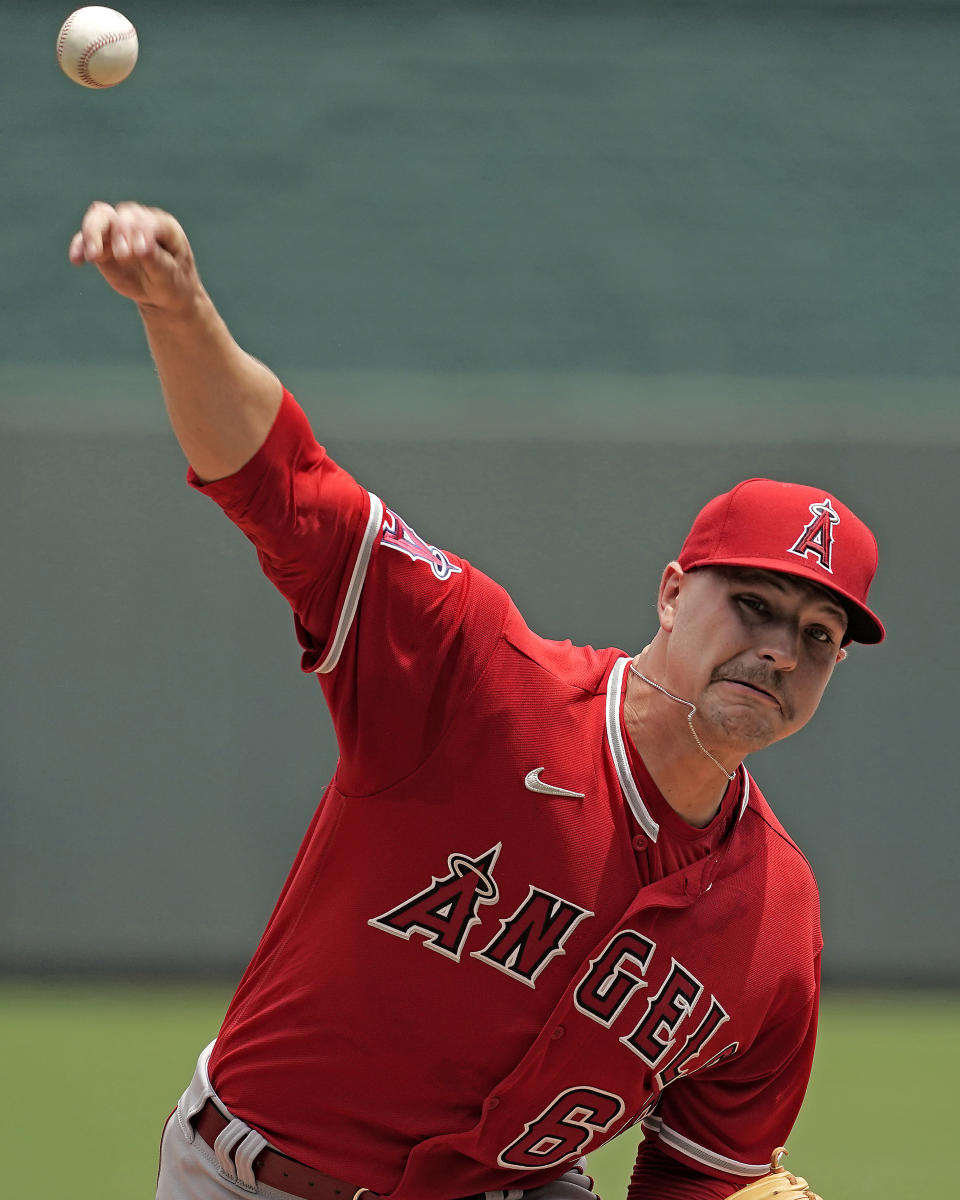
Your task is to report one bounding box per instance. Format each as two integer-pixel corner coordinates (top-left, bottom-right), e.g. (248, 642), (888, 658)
(628, 663), (737, 782)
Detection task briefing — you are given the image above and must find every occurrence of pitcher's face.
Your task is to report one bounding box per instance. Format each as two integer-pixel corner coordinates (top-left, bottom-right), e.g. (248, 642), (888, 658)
(658, 565), (848, 753)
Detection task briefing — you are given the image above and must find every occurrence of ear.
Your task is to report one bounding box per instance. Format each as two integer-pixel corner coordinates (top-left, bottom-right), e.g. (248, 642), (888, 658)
(657, 561), (685, 632)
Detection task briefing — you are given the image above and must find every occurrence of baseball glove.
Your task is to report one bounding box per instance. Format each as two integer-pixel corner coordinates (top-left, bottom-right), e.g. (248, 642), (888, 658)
(727, 1148), (822, 1200)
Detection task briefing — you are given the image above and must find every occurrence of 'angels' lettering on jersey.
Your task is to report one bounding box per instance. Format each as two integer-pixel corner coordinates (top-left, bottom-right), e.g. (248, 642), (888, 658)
(369, 845), (738, 1092)
(368, 844), (501, 961)
(472, 885), (594, 987)
(575, 929), (738, 1088)
(380, 507), (462, 581)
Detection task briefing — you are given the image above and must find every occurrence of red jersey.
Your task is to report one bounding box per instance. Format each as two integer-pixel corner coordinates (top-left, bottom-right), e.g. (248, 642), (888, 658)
(190, 391), (822, 1199)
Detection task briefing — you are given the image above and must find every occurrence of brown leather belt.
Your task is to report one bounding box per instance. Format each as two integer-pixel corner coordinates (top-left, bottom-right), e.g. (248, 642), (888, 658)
(193, 1098), (376, 1200)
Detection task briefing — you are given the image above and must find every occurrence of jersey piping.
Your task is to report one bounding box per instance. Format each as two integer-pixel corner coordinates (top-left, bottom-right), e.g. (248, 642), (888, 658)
(738, 770), (751, 822)
(314, 492), (384, 674)
(640, 1115), (771, 1178)
(605, 657), (660, 840)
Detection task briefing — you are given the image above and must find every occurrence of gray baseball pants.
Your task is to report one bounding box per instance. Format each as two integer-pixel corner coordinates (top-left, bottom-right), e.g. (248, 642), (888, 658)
(156, 1042), (304, 1200)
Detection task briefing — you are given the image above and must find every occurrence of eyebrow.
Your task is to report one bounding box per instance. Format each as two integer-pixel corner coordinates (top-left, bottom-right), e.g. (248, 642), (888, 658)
(727, 569), (849, 625)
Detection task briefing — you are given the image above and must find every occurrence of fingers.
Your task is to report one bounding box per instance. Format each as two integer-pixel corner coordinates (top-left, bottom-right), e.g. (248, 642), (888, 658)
(517, 1161), (598, 1200)
(69, 200), (121, 263)
(68, 201), (185, 267)
(68, 200), (199, 311)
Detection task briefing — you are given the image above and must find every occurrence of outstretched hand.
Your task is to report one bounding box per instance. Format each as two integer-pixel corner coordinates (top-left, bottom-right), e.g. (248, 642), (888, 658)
(69, 201), (202, 314)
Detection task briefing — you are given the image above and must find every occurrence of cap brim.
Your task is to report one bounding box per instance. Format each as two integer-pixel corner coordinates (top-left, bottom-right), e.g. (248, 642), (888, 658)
(683, 555), (885, 646)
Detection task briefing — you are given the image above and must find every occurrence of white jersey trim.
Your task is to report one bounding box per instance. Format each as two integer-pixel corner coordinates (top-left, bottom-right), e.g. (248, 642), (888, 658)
(605, 657), (659, 841)
(640, 1115), (771, 1177)
(314, 492), (384, 675)
(738, 768), (751, 822)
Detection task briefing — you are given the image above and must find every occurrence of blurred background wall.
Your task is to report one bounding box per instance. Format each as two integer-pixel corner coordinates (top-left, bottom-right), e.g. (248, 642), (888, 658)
(2, 1), (957, 984)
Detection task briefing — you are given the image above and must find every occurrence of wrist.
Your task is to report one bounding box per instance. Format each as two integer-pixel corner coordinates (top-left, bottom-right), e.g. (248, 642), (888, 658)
(137, 283), (211, 327)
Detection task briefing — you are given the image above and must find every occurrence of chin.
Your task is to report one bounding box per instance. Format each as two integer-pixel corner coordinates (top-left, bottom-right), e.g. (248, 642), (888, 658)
(707, 704), (781, 751)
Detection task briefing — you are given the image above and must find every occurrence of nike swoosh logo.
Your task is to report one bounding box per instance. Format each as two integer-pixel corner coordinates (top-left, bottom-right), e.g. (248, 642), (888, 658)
(524, 768), (585, 799)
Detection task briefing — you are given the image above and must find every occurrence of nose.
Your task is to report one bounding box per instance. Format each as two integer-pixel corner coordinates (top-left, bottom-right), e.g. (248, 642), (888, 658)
(756, 621), (800, 670)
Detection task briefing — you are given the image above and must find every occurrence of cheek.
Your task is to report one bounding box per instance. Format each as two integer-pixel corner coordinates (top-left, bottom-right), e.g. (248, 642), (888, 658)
(667, 617), (713, 679)
(673, 596), (735, 650)
(670, 624), (739, 699)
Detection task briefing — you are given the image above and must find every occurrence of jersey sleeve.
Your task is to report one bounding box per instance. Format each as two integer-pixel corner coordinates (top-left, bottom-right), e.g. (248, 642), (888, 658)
(188, 388), (509, 794)
(628, 1140), (735, 1199)
(639, 955), (820, 1189)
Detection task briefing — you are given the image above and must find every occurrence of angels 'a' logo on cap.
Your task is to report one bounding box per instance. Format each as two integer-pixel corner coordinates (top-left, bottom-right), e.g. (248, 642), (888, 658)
(788, 498), (840, 574)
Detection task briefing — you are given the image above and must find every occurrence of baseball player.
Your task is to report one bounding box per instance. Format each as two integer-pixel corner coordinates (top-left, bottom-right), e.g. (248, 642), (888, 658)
(69, 201), (885, 1200)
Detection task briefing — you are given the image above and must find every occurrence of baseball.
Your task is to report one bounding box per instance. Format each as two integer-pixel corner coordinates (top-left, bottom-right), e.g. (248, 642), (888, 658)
(56, 7), (138, 89)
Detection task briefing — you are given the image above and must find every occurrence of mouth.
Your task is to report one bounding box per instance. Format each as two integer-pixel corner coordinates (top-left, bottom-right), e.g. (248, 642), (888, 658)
(717, 679), (781, 709)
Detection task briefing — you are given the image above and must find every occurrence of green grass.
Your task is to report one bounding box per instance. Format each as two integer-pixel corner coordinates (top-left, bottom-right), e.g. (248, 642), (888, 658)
(3, 983), (956, 1198)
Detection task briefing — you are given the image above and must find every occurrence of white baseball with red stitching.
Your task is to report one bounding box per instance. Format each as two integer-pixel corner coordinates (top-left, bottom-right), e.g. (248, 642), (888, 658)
(56, 7), (138, 89)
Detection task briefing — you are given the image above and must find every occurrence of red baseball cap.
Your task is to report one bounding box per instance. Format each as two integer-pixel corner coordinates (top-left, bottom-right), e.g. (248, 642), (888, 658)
(678, 478), (884, 645)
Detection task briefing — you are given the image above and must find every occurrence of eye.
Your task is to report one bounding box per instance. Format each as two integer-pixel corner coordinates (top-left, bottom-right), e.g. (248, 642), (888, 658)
(737, 594), (769, 616)
(807, 624), (843, 648)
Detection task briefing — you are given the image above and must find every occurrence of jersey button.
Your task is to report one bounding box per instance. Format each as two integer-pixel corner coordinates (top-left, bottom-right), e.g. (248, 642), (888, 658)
(632, 834), (649, 852)
(487, 1096), (500, 1109)
(552, 1025), (565, 1039)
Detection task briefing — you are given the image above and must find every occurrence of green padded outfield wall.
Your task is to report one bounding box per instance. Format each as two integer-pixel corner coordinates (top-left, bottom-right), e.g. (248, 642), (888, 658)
(2, 2), (957, 981)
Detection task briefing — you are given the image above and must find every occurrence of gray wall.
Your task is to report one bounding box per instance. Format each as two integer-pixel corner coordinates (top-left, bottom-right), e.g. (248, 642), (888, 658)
(2, 2), (958, 982)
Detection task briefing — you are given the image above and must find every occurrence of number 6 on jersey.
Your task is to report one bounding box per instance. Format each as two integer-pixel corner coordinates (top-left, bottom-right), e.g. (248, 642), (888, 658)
(498, 1087), (625, 1170)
